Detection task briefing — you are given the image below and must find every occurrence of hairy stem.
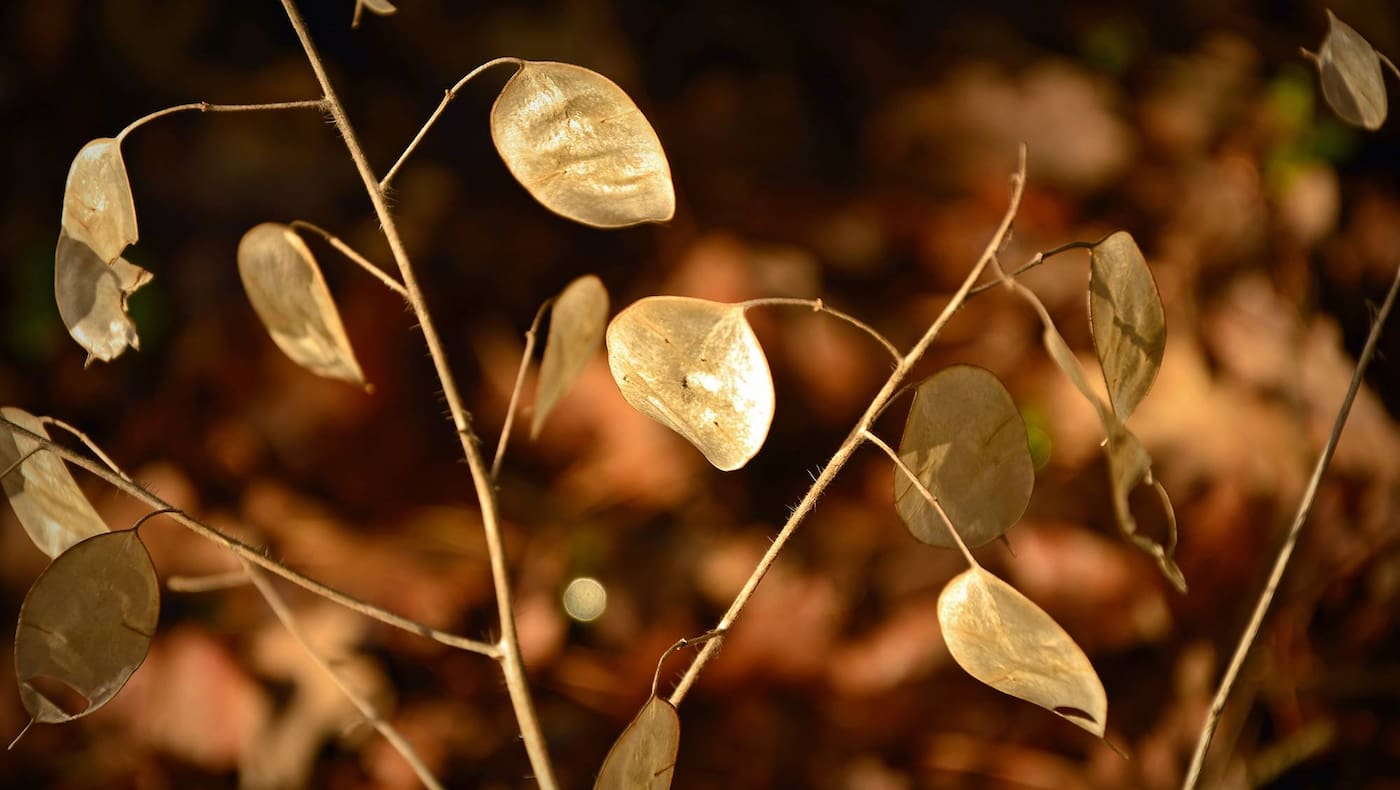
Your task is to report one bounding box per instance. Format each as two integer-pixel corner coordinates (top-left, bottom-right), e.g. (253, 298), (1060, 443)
(492, 299), (551, 479)
(115, 100), (326, 142)
(246, 563), (446, 790)
(276, 3), (556, 785)
(380, 57), (524, 191)
(740, 297), (901, 362)
(0, 418), (501, 659)
(290, 220), (409, 298)
(668, 146), (1027, 706)
(1182, 259), (1400, 788)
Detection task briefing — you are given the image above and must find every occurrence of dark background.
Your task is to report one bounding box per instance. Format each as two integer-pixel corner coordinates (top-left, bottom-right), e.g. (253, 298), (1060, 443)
(2, 0), (1398, 787)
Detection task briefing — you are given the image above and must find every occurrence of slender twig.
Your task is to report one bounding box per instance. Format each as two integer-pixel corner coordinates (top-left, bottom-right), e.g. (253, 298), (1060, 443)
(290, 220), (409, 298)
(167, 569), (251, 592)
(668, 146), (1028, 706)
(650, 629), (726, 699)
(37, 416), (124, 474)
(379, 57), (523, 191)
(1182, 260), (1400, 789)
(492, 299), (552, 479)
(740, 297), (902, 362)
(275, 4), (556, 785)
(0, 418), (501, 660)
(115, 100), (327, 142)
(967, 237), (1105, 297)
(246, 563), (446, 790)
(861, 429), (978, 568)
(0, 447), (42, 481)
(1381, 52), (1400, 81)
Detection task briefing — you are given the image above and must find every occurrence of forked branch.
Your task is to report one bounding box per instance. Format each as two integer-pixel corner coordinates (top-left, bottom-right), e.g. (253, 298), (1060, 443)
(667, 146), (1028, 706)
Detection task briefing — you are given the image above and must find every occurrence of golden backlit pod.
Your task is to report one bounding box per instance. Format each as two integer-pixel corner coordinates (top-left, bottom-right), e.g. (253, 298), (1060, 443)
(533, 275), (609, 437)
(61, 138), (139, 263)
(491, 61), (675, 228)
(607, 297), (774, 471)
(54, 230), (151, 363)
(1312, 10), (1388, 130)
(237, 223), (367, 387)
(0, 408), (109, 558)
(1088, 232), (1165, 420)
(938, 567), (1107, 737)
(895, 366), (1034, 550)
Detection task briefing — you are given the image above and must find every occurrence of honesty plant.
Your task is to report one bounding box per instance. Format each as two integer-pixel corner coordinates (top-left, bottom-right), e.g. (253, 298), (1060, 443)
(4, 4), (1394, 789)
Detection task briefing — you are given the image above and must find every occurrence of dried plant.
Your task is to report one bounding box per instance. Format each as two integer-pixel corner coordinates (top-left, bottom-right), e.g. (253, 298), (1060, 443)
(2, 4), (1395, 788)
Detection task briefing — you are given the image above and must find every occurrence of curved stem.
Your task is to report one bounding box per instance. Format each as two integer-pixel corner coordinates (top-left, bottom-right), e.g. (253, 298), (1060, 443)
(290, 221), (409, 298)
(246, 563), (446, 790)
(379, 57), (524, 191)
(966, 237), (1104, 297)
(492, 299), (552, 480)
(1182, 259), (1400, 789)
(115, 100), (326, 142)
(38, 416), (125, 473)
(167, 569), (250, 593)
(276, 5), (556, 786)
(0, 447), (42, 481)
(861, 429), (978, 568)
(0, 417), (501, 660)
(668, 146), (1027, 706)
(740, 297), (901, 362)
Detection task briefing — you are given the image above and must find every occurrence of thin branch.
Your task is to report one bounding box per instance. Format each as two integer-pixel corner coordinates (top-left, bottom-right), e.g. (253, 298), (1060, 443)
(1182, 259), (1400, 789)
(492, 299), (552, 479)
(668, 145), (1028, 707)
(650, 628), (726, 699)
(246, 564), (445, 790)
(740, 297), (902, 361)
(379, 57), (523, 191)
(0, 447), (42, 482)
(0, 418), (501, 660)
(167, 569), (251, 593)
(290, 220), (409, 298)
(967, 237), (1104, 297)
(38, 416), (124, 474)
(861, 429), (978, 568)
(115, 100), (327, 142)
(275, 4), (556, 786)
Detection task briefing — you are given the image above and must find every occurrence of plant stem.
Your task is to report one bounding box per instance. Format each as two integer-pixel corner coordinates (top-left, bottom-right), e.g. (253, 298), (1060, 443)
(246, 563), (446, 790)
(290, 220), (409, 298)
(860, 429), (979, 568)
(115, 100), (326, 142)
(740, 297), (901, 362)
(492, 299), (551, 479)
(167, 569), (251, 592)
(668, 146), (1027, 706)
(275, 3), (556, 785)
(966, 237), (1105, 297)
(379, 57), (523, 191)
(1182, 259), (1400, 789)
(38, 416), (124, 473)
(0, 417), (501, 659)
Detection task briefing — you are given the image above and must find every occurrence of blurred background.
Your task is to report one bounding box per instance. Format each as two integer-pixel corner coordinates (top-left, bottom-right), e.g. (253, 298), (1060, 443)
(2, 0), (1399, 787)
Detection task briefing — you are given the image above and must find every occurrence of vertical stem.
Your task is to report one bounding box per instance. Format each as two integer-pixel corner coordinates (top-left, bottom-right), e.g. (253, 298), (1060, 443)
(1182, 259), (1400, 789)
(492, 299), (551, 479)
(668, 146), (1026, 706)
(275, 3), (557, 787)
